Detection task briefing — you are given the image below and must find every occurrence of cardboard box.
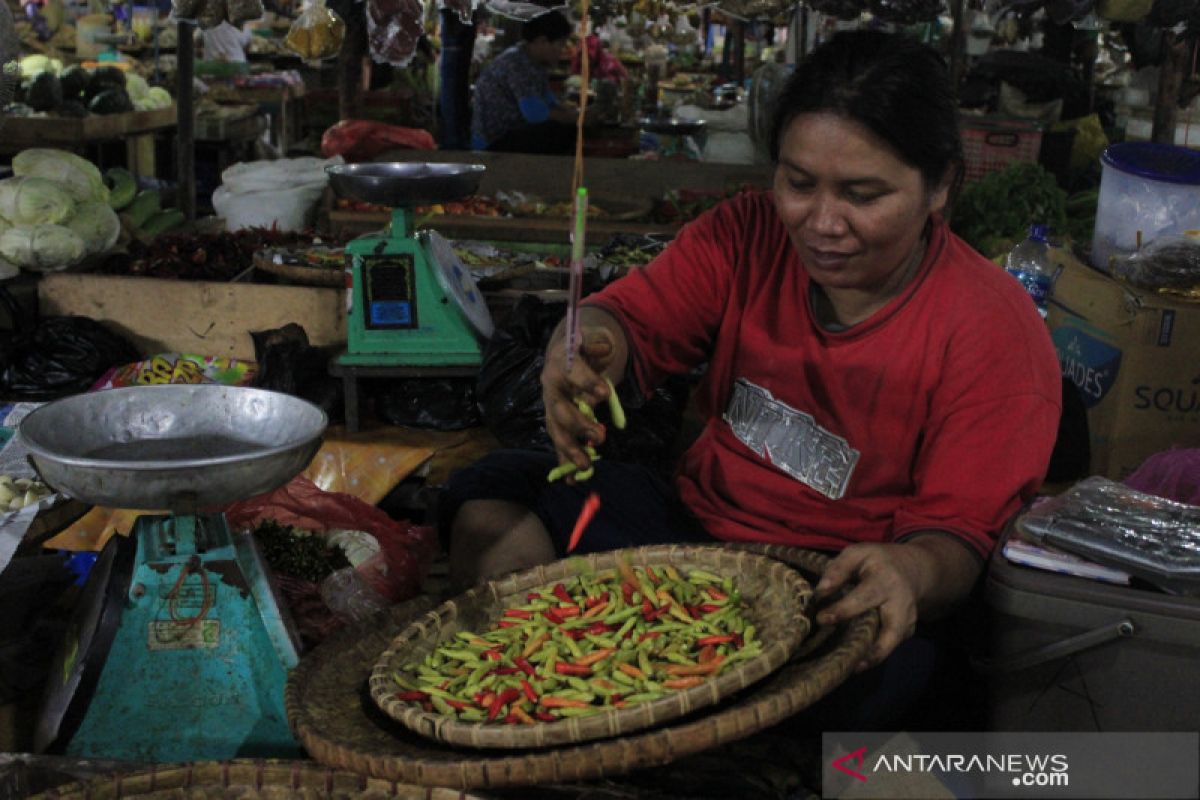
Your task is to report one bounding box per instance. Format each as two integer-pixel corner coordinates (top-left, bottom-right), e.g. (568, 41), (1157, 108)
(1046, 254), (1200, 479)
(38, 273), (346, 361)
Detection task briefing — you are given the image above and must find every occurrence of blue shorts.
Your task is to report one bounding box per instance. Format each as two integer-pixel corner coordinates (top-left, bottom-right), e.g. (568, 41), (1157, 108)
(437, 449), (715, 556)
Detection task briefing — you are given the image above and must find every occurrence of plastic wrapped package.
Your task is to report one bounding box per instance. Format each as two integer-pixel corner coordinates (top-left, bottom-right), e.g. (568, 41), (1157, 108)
(227, 0), (264, 25)
(1110, 235), (1200, 292)
(1019, 476), (1200, 595)
(285, 0), (346, 60)
(367, 0), (424, 67)
(195, 0), (227, 29)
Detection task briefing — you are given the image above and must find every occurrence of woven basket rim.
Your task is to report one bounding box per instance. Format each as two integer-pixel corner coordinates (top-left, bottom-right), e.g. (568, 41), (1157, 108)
(285, 543), (880, 790)
(253, 248), (343, 287)
(28, 759), (490, 799)
(367, 545), (813, 750)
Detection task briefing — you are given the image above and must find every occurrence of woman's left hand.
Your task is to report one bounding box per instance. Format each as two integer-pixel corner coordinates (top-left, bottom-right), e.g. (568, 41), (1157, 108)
(811, 536), (982, 671)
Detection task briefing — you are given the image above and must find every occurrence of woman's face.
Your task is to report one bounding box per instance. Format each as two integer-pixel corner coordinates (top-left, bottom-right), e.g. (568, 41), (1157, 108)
(527, 36), (567, 67)
(773, 113), (949, 299)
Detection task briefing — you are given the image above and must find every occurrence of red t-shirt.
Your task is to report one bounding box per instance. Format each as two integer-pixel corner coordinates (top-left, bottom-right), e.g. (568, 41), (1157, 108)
(586, 190), (1061, 558)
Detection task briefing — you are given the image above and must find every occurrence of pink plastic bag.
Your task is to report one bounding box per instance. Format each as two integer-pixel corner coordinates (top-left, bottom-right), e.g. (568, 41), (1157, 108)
(320, 119), (436, 163)
(224, 475), (436, 602)
(1123, 449), (1200, 506)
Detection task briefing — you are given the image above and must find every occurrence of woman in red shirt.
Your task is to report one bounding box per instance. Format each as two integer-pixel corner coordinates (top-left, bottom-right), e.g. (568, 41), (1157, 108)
(441, 30), (1060, 728)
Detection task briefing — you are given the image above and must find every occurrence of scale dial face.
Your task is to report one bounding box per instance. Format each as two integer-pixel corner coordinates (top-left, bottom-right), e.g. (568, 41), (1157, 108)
(422, 230), (495, 338)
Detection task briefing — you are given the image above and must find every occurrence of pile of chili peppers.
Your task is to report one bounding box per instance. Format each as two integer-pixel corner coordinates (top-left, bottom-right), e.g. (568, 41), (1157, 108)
(391, 560), (763, 724)
(103, 227), (321, 281)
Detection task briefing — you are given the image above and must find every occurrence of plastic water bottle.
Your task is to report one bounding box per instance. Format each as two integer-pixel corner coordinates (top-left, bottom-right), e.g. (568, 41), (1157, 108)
(1004, 224), (1055, 318)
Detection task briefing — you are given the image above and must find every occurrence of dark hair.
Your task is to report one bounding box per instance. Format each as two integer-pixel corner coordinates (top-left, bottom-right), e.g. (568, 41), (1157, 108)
(769, 30), (962, 192)
(522, 10), (572, 43)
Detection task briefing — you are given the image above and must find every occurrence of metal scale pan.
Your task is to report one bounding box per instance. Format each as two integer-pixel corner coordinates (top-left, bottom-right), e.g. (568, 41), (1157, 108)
(18, 384), (327, 511)
(326, 162), (486, 209)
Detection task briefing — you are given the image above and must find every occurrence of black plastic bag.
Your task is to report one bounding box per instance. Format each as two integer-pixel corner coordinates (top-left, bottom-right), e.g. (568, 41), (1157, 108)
(0, 316), (140, 400)
(475, 294), (690, 476)
(375, 378), (480, 430)
(250, 323), (343, 422)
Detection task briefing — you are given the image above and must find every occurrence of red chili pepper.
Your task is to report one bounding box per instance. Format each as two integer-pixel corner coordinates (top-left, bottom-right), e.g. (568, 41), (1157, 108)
(489, 687), (521, 719)
(687, 605), (703, 619)
(552, 583), (574, 605)
(698, 603), (724, 614)
(584, 592), (610, 609)
(421, 700), (435, 713)
(504, 608), (533, 619)
(543, 608), (565, 625)
(567, 492), (601, 553)
(535, 711), (558, 722)
(622, 583), (635, 604)
(491, 666), (521, 676)
(520, 678), (539, 703)
(587, 622), (613, 634)
(733, 632), (745, 648)
(497, 620), (520, 628)
(514, 656), (537, 677)
(555, 662), (593, 676)
(556, 605), (582, 618)
(645, 565), (660, 584)
(638, 631), (661, 642)
(503, 711), (521, 724)
(396, 690), (429, 701)
(696, 635), (736, 647)
(482, 649), (502, 661)
(526, 592), (544, 602)
(445, 699), (468, 711)
(706, 587), (728, 601)
(563, 628), (587, 640)
(644, 604), (670, 622)
(479, 691), (496, 708)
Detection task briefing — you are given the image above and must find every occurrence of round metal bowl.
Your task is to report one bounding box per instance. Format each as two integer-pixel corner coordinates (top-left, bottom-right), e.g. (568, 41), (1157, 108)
(18, 385), (328, 511)
(326, 162), (486, 208)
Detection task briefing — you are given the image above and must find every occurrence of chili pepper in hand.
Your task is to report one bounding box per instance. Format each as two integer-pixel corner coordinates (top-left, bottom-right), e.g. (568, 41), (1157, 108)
(567, 492), (602, 554)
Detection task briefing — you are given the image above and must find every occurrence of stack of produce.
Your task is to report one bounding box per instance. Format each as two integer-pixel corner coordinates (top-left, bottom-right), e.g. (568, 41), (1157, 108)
(7, 58), (171, 118)
(0, 149), (183, 274)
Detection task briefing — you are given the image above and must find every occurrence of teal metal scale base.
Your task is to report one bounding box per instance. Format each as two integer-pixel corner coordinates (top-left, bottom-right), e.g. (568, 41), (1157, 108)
(327, 163), (494, 369)
(38, 514), (302, 762)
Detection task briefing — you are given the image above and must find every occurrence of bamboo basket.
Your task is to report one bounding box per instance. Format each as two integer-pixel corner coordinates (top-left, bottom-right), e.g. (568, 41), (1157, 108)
(285, 545), (878, 789)
(368, 545), (813, 750)
(29, 759), (489, 799)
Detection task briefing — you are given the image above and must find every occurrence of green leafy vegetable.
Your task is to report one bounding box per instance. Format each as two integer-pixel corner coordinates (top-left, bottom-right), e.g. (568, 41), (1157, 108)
(950, 162), (1068, 258)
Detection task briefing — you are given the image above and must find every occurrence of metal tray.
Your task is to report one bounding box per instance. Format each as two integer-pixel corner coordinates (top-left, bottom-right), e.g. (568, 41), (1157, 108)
(18, 385), (327, 511)
(326, 163), (486, 208)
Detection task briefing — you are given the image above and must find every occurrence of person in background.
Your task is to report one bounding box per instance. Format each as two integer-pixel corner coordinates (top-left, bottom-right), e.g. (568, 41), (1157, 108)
(470, 9), (594, 154)
(442, 30), (1061, 731)
(202, 20), (251, 62)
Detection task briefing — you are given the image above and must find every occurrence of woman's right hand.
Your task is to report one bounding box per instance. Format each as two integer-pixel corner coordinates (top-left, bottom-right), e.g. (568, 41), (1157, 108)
(541, 324), (618, 473)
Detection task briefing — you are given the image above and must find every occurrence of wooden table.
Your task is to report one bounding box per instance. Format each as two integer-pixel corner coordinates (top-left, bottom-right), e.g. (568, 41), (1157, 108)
(0, 107), (178, 179)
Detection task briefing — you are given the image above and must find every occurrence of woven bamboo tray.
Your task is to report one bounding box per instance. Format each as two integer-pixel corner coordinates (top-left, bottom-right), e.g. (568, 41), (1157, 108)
(368, 545), (813, 750)
(253, 248), (344, 287)
(285, 544), (878, 790)
(29, 759), (488, 799)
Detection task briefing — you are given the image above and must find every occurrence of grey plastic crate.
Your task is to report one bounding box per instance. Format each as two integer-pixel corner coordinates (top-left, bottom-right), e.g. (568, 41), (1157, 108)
(982, 528), (1200, 732)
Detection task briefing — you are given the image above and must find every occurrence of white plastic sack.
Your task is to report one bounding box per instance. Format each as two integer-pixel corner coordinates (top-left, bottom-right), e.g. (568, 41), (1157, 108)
(212, 180), (326, 232)
(220, 155), (343, 194)
(213, 154), (342, 231)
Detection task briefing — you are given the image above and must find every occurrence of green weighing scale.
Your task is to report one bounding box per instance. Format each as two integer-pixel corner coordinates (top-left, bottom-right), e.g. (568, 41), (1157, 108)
(326, 162), (495, 367)
(22, 384), (327, 762)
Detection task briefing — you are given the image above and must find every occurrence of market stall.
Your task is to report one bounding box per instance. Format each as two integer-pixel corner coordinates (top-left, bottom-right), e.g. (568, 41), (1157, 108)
(3, 0), (1200, 795)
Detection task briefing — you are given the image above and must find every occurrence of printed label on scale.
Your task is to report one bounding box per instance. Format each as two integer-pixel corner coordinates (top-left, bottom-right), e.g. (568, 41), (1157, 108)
(363, 254), (418, 330)
(147, 619), (220, 651)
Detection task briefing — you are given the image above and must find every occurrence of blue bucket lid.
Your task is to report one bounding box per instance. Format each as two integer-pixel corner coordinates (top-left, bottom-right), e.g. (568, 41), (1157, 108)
(1101, 142), (1200, 185)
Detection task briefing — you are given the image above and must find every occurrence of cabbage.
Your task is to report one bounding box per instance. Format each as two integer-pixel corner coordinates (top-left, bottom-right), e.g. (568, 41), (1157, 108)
(12, 149), (109, 204)
(18, 54), (50, 79)
(66, 200), (121, 255)
(0, 224), (86, 271)
(0, 177), (75, 225)
(125, 72), (150, 102)
(147, 86), (172, 108)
